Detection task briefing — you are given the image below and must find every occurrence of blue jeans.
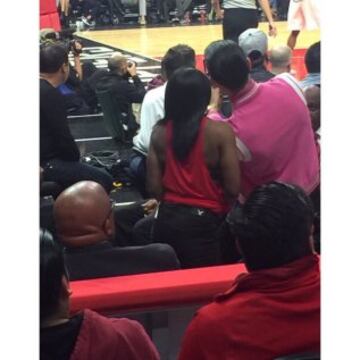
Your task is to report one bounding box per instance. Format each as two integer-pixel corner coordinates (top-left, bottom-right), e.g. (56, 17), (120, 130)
(129, 151), (147, 197)
(42, 158), (113, 193)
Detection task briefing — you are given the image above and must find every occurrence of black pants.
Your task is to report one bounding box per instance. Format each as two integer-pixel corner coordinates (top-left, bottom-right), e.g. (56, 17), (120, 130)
(113, 200), (155, 247)
(223, 8), (258, 43)
(153, 202), (225, 269)
(42, 158), (113, 193)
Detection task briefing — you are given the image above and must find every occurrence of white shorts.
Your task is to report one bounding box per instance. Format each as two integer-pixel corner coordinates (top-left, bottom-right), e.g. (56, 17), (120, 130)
(288, 0), (320, 31)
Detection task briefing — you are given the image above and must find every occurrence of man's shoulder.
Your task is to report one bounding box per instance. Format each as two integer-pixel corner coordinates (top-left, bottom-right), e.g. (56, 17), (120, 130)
(261, 73), (306, 103)
(40, 79), (60, 98)
(83, 309), (141, 331)
(144, 83), (166, 103)
(72, 309), (154, 358)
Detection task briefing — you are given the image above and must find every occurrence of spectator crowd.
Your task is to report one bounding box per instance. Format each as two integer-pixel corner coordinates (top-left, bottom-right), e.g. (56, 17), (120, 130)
(40, 26), (321, 359)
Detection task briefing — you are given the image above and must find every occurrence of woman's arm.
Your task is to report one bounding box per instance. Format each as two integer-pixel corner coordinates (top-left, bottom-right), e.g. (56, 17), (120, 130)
(218, 123), (241, 203)
(258, 0), (278, 37)
(146, 126), (165, 200)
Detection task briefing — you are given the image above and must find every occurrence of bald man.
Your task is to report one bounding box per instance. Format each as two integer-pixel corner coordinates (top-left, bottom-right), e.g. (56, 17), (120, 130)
(95, 52), (146, 135)
(54, 181), (180, 280)
(269, 45), (292, 75)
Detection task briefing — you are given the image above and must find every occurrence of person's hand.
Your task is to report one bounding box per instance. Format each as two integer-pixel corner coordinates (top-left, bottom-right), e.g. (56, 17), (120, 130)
(268, 22), (277, 37)
(215, 8), (223, 20)
(127, 61), (137, 77)
(72, 40), (83, 56)
(142, 199), (158, 215)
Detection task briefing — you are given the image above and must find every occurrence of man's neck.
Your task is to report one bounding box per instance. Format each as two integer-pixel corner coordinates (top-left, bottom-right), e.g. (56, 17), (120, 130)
(62, 232), (109, 249)
(41, 306), (70, 329)
(40, 74), (62, 88)
(230, 78), (256, 101)
(271, 66), (287, 75)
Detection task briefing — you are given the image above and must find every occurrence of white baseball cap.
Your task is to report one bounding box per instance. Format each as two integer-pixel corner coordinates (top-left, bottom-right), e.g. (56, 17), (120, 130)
(238, 28), (268, 57)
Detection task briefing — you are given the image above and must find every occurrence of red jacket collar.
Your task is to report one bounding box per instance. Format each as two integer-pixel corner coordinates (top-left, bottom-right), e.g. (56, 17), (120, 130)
(216, 254), (320, 301)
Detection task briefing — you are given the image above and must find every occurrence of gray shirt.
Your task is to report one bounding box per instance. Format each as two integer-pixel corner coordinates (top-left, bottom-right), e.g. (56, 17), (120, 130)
(223, 0), (257, 10)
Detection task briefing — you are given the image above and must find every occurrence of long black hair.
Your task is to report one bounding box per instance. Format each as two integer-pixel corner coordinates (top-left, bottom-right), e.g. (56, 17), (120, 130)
(162, 67), (211, 161)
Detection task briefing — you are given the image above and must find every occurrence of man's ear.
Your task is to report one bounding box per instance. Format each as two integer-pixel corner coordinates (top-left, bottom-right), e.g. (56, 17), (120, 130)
(61, 275), (72, 297)
(246, 57), (252, 71)
(103, 213), (115, 238)
(61, 63), (68, 74)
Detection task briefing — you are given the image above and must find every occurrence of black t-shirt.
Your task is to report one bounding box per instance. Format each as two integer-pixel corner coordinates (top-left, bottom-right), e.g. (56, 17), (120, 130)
(40, 79), (80, 163)
(40, 313), (83, 360)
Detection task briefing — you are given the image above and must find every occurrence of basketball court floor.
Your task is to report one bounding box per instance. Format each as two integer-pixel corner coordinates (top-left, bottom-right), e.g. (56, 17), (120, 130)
(77, 21), (320, 59)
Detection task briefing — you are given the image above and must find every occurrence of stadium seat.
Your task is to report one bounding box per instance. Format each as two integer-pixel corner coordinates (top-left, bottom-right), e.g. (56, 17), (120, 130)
(96, 89), (132, 143)
(40, 0), (61, 31)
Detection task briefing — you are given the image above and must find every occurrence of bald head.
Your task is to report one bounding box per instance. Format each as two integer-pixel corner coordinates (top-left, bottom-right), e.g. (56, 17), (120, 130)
(108, 52), (127, 74)
(54, 181), (114, 248)
(269, 45), (292, 75)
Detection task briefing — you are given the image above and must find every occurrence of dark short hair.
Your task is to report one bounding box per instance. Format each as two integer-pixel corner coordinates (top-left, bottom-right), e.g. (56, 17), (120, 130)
(204, 40), (249, 91)
(40, 228), (67, 321)
(305, 41), (320, 73)
(163, 67), (211, 161)
(248, 50), (266, 67)
(228, 182), (314, 271)
(161, 44), (196, 79)
(40, 43), (69, 73)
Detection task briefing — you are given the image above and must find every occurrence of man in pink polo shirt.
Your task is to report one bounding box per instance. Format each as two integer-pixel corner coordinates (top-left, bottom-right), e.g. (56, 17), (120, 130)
(205, 40), (319, 199)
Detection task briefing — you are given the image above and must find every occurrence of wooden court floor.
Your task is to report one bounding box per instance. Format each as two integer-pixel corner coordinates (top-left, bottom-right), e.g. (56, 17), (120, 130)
(77, 21), (320, 58)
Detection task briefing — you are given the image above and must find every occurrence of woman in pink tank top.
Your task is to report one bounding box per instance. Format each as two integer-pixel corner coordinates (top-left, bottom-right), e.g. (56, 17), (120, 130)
(147, 68), (240, 268)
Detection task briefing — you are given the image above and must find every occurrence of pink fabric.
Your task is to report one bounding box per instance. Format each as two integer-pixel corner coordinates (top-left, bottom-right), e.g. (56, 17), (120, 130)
(70, 309), (159, 360)
(209, 77), (319, 198)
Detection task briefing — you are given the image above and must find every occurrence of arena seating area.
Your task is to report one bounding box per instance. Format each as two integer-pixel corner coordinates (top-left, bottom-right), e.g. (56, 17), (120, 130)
(39, 1), (320, 359)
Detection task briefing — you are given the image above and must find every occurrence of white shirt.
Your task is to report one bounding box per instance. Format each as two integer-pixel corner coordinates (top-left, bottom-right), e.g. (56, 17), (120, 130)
(133, 83), (167, 155)
(223, 0), (256, 10)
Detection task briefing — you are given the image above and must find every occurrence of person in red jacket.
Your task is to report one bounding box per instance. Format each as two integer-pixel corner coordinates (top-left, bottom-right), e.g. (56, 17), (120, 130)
(179, 182), (320, 360)
(40, 228), (160, 360)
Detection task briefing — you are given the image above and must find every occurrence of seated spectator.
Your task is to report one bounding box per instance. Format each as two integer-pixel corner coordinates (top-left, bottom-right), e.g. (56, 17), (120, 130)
(40, 43), (113, 193)
(71, 0), (99, 27)
(300, 41), (320, 88)
(53, 181), (180, 280)
(40, 228), (160, 360)
(304, 84), (321, 136)
(147, 68), (240, 268)
(79, 67), (108, 112)
(40, 29), (95, 115)
(238, 28), (275, 83)
(269, 44), (293, 75)
(131, 44), (196, 195)
(179, 182), (320, 360)
(205, 40), (319, 199)
(96, 52), (146, 136)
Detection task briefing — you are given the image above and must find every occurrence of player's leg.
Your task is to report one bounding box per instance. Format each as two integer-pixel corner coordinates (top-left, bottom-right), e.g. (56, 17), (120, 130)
(287, 0), (305, 49)
(287, 30), (300, 49)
